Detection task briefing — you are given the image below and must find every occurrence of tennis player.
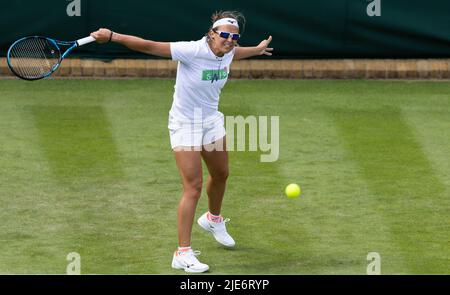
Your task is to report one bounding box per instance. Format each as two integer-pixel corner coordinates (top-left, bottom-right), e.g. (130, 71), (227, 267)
(91, 10), (273, 273)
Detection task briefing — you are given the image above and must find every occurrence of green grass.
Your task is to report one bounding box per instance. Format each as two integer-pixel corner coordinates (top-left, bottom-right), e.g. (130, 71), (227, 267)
(0, 79), (449, 274)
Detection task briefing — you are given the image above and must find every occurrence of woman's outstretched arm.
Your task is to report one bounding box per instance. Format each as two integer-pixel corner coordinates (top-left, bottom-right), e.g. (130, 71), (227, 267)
(91, 28), (171, 58)
(234, 35), (273, 60)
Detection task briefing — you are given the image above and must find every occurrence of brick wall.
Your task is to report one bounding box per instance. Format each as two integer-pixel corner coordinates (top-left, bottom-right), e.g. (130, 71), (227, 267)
(1, 58), (450, 79)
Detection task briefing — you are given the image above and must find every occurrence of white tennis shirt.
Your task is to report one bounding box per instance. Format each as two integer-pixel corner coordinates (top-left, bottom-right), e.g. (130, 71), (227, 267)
(169, 37), (235, 123)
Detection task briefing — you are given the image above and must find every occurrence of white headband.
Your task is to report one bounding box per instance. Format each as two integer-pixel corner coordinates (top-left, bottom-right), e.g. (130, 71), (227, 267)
(212, 18), (239, 29)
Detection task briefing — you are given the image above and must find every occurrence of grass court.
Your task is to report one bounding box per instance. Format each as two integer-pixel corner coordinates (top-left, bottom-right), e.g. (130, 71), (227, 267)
(0, 79), (448, 274)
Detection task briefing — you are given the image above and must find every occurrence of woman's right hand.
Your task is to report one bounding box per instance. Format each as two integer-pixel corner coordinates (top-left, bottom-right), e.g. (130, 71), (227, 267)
(90, 28), (113, 44)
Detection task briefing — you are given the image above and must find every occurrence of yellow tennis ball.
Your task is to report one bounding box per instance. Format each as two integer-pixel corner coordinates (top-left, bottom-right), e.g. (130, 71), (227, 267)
(285, 183), (301, 198)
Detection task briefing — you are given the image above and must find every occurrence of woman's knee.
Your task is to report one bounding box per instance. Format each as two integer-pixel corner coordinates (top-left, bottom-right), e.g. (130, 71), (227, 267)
(183, 178), (203, 199)
(211, 168), (229, 182)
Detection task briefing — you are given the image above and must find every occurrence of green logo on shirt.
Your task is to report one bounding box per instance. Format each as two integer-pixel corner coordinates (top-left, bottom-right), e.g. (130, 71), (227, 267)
(202, 69), (228, 81)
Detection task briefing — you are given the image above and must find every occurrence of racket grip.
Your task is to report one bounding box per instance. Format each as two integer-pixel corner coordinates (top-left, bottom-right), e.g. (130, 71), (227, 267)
(76, 36), (96, 47)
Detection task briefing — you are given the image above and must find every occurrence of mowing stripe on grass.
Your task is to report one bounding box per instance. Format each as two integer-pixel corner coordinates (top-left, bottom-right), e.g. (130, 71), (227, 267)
(331, 107), (445, 273)
(212, 96), (315, 274)
(282, 108), (397, 274)
(31, 106), (123, 184)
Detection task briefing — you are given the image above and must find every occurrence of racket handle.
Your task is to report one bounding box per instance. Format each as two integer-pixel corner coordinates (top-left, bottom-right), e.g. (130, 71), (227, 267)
(76, 36), (96, 47)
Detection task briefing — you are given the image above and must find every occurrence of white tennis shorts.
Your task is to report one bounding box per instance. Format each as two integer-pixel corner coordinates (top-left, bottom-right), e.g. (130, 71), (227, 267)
(168, 112), (226, 149)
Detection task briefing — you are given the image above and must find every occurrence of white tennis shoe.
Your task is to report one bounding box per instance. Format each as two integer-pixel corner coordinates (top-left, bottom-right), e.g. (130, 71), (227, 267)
(171, 249), (209, 273)
(197, 212), (236, 247)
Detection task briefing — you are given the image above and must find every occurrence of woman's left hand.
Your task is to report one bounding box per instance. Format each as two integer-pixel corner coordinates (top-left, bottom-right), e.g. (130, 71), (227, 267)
(257, 36), (273, 56)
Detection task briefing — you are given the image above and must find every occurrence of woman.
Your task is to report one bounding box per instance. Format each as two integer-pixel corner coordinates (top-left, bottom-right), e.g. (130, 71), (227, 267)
(91, 10), (273, 273)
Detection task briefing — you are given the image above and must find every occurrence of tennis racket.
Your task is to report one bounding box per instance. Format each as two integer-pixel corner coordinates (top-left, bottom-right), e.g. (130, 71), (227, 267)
(7, 36), (96, 81)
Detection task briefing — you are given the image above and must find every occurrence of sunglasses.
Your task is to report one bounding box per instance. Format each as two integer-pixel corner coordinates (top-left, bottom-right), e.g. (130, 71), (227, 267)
(214, 30), (240, 41)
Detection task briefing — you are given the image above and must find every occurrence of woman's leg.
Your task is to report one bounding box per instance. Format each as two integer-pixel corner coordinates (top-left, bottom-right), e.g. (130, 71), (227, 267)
(173, 149), (203, 247)
(201, 137), (229, 215)
(198, 137), (235, 247)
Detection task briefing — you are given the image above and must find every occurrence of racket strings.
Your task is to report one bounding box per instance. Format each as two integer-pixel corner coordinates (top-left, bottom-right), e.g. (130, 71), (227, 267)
(15, 40), (42, 79)
(8, 37), (61, 79)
